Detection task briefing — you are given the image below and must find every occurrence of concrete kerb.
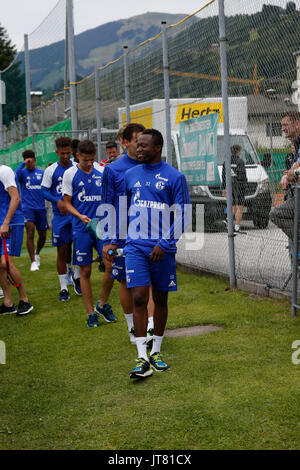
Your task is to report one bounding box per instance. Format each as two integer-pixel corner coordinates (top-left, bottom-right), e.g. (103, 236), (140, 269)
(176, 262), (292, 303)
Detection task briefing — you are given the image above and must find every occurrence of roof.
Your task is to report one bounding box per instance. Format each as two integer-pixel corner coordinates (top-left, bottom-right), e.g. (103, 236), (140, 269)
(247, 94), (298, 117)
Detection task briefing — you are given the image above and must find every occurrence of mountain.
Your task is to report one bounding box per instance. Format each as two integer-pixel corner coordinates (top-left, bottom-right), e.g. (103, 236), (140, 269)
(26, 12), (195, 91)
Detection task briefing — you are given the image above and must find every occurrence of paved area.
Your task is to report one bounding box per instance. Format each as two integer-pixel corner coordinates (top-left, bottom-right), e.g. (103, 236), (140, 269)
(165, 325), (223, 337)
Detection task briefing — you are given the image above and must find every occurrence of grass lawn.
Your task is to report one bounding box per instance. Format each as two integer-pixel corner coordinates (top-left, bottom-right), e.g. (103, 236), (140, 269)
(1, 243), (300, 450)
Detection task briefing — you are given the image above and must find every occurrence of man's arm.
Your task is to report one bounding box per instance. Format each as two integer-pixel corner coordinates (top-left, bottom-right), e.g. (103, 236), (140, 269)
(63, 194), (91, 225)
(154, 173), (191, 258)
(0, 186), (21, 238)
(15, 162), (26, 184)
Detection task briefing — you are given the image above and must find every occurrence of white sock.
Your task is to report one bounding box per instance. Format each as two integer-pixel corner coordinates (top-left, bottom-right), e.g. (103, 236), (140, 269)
(59, 274), (68, 292)
(74, 266), (80, 280)
(125, 313), (134, 331)
(136, 337), (148, 361)
(151, 335), (163, 356)
(147, 316), (154, 330)
(235, 224), (240, 231)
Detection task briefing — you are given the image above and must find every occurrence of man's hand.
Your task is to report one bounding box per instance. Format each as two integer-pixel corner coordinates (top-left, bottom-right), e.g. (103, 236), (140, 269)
(0, 222), (10, 238)
(57, 199), (69, 216)
(222, 189), (227, 197)
(103, 244), (118, 262)
(280, 174), (288, 189)
(149, 245), (165, 263)
(80, 215), (91, 226)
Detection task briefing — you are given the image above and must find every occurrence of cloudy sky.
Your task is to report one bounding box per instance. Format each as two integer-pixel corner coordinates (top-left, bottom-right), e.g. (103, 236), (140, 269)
(0, 0), (296, 50)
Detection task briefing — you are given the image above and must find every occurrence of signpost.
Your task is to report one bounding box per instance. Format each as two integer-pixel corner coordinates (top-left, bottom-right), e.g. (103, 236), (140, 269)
(179, 112), (220, 186)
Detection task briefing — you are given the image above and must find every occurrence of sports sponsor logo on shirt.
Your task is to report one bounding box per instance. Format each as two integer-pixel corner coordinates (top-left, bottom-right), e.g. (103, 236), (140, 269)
(25, 176), (41, 190)
(78, 187), (101, 202)
(155, 173), (168, 182)
(133, 188), (166, 209)
(134, 181), (142, 188)
(56, 177), (63, 194)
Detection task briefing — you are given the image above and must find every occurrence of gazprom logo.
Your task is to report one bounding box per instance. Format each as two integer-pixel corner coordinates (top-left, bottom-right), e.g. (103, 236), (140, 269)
(0, 341), (6, 365)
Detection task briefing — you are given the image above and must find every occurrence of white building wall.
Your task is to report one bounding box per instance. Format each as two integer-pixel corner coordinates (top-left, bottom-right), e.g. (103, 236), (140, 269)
(248, 117), (290, 150)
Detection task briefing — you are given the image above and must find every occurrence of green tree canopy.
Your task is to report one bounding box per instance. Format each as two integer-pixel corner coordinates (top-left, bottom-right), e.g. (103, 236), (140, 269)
(0, 23), (25, 126)
(0, 23), (16, 70)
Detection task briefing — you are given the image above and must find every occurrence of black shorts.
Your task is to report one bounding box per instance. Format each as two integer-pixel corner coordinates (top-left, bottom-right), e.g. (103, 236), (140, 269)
(232, 183), (245, 206)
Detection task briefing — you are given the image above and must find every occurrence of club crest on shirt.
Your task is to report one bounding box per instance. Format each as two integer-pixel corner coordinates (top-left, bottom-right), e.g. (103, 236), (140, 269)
(155, 181), (165, 191)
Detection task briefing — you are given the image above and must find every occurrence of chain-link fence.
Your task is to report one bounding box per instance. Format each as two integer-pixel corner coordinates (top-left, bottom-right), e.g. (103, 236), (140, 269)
(1, 0), (300, 294)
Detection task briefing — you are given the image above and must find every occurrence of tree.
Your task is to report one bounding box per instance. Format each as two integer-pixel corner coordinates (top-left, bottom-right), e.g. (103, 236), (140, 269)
(0, 23), (16, 70)
(286, 2), (296, 14)
(0, 23), (25, 126)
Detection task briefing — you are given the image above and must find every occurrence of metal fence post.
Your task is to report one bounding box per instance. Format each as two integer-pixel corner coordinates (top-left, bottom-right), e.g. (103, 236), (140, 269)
(54, 95), (59, 123)
(11, 121), (16, 144)
(24, 34), (32, 137)
(123, 46), (130, 124)
(66, 0), (78, 134)
(292, 184), (300, 317)
(95, 66), (102, 163)
(161, 21), (172, 166)
(3, 125), (7, 148)
(18, 115), (24, 141)
(41, 102), (45, 129)
(218, 0), (236, 289)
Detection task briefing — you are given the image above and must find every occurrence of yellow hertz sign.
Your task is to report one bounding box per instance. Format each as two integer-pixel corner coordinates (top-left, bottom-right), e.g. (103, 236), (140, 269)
(175, 102), (224, 124)
(122, 107), (153, 129)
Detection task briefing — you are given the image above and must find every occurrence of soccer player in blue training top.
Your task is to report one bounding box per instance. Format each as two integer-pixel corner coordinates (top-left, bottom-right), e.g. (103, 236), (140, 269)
(124, 129), (190, 379)
(62, 140), (117, 328)
(102, 123), (146, 341)
(15, 150), (48, 272)
(41, 136), (80, 301)
(0, 164), (33, 316)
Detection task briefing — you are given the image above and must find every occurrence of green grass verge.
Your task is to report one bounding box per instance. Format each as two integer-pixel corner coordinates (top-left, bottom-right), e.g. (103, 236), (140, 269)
(0, 246), (300, 450)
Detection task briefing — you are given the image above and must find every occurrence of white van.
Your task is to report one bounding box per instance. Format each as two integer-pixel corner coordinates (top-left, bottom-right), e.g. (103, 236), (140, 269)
(118, 97), (272, 229)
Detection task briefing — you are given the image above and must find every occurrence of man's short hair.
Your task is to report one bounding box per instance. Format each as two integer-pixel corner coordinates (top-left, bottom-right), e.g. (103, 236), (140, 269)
(55, 136), (72, 149)
(106, 141), (118, 150)
(282, 111), (300, 123)
(231, 144), (242, 156)
(117, 127), (125, 140)
(22, 150), (35, 160)
(123, 123), (145, 142)
(141, 129), (164, 150)
(71, 139), (80, 153)
(78, 140), (96, 155)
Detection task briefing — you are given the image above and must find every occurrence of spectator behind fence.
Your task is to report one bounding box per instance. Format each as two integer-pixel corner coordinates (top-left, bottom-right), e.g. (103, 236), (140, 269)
(279, 112), (300, 200)
(99, 141), (118, 167)
(222, 144), (247, 234)
(270, 112), (300, 242)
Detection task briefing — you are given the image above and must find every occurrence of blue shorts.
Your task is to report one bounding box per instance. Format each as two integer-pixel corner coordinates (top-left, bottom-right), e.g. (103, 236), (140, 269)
(74, 230), (103, 266)
(0, 225), (24, 257)
(23, 208), (48, 231)
(124, 244), (177, 292)
(111, 256), (126, 281)
(52, 214), (73, 247)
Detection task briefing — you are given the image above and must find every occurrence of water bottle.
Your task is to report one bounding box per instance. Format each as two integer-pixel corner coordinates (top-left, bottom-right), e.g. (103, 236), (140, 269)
(108, 248), (124, 257)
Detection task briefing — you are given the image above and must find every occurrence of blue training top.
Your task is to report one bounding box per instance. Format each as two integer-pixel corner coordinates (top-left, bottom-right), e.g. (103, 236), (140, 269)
(62, 163), (103, 235)
(124, 160), (191, 253)
(101, 150), (140, 247)
(0, 165), (24, 226)
(41, 161), (74, 215)
(15, 162), (45, 210)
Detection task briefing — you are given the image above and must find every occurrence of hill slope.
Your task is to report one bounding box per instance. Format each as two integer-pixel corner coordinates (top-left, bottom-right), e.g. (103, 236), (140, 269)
(27, 12), (193, 90)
